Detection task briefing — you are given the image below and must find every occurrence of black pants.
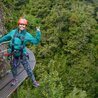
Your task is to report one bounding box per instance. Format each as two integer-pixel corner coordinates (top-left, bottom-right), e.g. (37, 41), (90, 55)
(11, 55), (36, 82)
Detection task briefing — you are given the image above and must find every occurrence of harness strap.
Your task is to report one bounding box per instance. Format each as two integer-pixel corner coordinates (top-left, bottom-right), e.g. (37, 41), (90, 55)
(11, 29), (26, 58)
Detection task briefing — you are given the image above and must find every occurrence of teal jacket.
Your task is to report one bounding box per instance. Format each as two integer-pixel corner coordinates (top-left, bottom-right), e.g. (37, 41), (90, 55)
(0, 28), (41, 55)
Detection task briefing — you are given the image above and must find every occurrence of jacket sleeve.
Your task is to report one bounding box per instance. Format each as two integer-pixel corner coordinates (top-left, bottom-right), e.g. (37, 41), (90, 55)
(28, 30), (41, 45)
(0, 32), (12, 43)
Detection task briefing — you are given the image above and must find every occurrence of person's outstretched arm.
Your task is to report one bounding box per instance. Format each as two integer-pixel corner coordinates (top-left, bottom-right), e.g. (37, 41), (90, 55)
(0, 32), (12, 43)
(27, 27), (41, 45)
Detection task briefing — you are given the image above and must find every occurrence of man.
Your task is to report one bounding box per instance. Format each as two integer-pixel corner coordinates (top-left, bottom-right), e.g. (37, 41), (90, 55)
(0, 18), (41, 87)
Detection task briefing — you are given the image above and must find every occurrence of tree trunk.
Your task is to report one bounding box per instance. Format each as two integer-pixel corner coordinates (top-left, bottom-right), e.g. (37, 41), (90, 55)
(0, 2), (5, 35)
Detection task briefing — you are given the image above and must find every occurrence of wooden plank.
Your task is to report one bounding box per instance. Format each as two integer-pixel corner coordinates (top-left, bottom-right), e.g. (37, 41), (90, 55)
(0, 48), (36, 98)
(0, 65), (24, 90)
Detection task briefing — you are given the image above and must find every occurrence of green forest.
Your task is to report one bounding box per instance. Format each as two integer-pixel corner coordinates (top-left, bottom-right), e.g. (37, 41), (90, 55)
(1, 0), (98, 98)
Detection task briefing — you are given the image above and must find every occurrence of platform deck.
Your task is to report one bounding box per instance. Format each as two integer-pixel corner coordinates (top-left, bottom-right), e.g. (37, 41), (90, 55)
(0, 48), (36, 98)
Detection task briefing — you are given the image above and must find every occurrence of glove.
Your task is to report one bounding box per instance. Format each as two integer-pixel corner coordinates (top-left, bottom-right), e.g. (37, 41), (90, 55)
(36, 26), (40, 31)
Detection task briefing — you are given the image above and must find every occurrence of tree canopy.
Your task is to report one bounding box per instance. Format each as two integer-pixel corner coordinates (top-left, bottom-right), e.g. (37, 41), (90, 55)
(1, 0), (98, 98)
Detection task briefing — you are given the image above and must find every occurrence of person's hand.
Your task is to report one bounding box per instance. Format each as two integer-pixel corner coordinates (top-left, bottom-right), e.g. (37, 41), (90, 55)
(36, 26), (40, 31)
(0, 34), (2, 37)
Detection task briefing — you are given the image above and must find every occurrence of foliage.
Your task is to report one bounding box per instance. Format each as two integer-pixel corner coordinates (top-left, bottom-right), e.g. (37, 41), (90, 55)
(65, 87), (87, 98)
(1, 0), (98, 98)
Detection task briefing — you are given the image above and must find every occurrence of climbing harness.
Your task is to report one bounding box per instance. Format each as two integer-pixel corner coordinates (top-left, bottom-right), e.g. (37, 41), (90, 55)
(9, 29), (26, 68)
(11, 29), (26, 57)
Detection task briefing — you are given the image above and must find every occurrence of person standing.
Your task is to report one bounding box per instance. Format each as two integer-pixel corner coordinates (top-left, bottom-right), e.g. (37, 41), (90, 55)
(0, 18), (41, 87)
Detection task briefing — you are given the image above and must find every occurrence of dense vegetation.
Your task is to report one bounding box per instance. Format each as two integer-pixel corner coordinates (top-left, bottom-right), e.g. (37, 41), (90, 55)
(1, 0), (98, 98)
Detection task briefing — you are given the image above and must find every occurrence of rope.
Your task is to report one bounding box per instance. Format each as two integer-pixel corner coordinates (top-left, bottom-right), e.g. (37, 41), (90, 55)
(0, 41), (10, 46)
(0, 49), (10, 54)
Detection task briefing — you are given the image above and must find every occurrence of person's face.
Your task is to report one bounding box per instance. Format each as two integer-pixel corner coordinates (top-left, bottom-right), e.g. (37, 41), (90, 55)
(18, 24), (26, 31)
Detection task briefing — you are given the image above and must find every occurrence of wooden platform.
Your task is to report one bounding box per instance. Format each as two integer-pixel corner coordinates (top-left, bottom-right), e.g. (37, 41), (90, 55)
(0, 48), (36, 98)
